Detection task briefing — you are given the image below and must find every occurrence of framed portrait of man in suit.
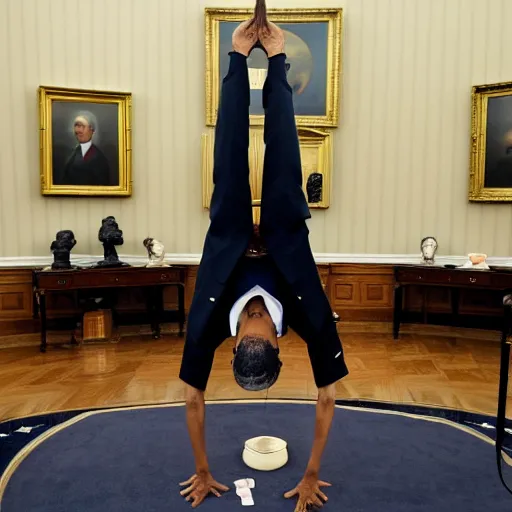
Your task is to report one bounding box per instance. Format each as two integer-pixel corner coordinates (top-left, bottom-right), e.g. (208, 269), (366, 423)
(469, 81), (512, 202)
(205, 8), (343, 128)
(38, 86), (132, 196)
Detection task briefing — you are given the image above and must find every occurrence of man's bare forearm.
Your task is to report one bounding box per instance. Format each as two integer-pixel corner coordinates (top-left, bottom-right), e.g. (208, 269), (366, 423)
(185, 384), (210, 474)
(305, 383), (336, 476)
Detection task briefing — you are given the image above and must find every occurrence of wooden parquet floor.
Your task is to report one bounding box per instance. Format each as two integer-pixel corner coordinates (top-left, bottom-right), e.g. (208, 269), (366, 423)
(0, 324), (510, 421)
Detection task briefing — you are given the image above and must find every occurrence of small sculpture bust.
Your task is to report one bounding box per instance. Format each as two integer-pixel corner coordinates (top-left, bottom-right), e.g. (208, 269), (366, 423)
(306, 173), (323, 204)
(421, 236), (438, 264)
(50, 230), (76, 270)
(143, 238), (168, 267)
(97, 216), (126, 267)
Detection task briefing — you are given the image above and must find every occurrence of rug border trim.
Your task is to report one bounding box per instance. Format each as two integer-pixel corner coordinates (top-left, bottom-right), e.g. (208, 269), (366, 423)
(0, 399), (499, 504)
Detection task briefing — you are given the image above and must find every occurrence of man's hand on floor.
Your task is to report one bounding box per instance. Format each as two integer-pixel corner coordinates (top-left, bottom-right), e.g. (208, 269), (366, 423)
(179, 472), (229, 508)
(284, 473), (331, 511)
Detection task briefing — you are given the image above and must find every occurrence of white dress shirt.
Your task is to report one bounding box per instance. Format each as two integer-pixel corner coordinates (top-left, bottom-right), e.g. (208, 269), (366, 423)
(80, 140), (92, 158)
(229, 285), (283, 337)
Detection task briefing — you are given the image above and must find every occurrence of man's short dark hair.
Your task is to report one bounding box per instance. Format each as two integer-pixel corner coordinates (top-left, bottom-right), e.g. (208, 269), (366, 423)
(232, 336), (282, 391)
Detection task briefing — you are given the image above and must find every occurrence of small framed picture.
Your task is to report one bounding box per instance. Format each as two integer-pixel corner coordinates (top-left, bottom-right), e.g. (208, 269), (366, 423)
(38, 86), (132, 197)
(469, 81), (512, 202)
(205, 8), (343, 128)
(201, 126), (332, 209)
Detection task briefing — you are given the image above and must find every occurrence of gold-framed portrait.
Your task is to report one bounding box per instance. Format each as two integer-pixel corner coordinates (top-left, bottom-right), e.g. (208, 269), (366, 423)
(469, 81), (512, 202)
(201, 127), (332, 209)
(205, 8), (343, 128)
(38, 86), (132, 197)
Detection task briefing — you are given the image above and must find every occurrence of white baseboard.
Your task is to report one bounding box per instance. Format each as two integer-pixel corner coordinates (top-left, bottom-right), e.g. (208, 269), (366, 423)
(0, 253), (511, 268)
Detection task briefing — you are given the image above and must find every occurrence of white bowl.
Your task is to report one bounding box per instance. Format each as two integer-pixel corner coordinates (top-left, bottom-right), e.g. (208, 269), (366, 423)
(242, 436), (288, 471)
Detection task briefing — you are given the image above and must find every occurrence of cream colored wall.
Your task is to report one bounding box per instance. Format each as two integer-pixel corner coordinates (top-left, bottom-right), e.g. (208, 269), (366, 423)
(0, 0), (511, 258)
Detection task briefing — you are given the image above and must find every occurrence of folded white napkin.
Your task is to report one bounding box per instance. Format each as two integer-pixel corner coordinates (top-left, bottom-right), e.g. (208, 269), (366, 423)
(234, 478), (255, 506)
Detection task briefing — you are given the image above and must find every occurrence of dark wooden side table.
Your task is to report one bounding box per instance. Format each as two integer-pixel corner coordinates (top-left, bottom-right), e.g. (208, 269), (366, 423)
(34, 266), (186, 352)
(393, 265), (512, 339)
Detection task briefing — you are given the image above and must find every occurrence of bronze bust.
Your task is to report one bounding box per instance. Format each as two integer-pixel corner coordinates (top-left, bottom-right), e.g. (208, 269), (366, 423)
(51, 230), (76, 270)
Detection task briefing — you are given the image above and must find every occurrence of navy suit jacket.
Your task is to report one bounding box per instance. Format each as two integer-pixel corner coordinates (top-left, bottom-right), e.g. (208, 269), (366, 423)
(180, 53), (348, 391)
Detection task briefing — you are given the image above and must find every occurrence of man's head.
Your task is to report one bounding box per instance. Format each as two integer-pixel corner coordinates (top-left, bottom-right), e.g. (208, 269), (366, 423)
(73, 112), (97, 144)
(232, 296), (281, 391)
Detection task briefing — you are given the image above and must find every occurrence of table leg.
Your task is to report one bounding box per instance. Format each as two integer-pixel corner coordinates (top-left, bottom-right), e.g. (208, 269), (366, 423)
(451, 288), (460, 326)
(393, 285), (403, 340)
(39, 292), (47, 353)
(146, 287), (162, 340)
(421, 288), (428, 324)
(178, 284), (185, 337)
(155, 286), (164, 339)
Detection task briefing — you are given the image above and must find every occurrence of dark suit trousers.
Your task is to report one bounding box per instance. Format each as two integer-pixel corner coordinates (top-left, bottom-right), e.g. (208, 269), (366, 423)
(260, 54), (311, 233)
(210, 53), (310, 244)
(208, 52), (253, 243)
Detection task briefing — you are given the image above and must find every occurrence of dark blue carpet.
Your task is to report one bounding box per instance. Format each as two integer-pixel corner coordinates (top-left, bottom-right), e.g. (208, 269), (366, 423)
(1, 402), (511, 511)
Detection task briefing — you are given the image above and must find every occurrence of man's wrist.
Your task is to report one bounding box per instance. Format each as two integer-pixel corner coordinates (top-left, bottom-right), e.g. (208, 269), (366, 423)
(196, 465), (210, 476)
(267, 52), (286, 60)
(304, 466), (319, 479)
(229, 50), (249, 59)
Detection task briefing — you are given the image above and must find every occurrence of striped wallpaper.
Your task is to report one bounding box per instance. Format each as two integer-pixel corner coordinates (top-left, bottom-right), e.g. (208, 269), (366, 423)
(0, 0), (511, 259)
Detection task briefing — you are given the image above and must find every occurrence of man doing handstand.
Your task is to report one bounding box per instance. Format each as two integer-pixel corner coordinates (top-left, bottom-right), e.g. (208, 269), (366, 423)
(179, 10), (349, 511)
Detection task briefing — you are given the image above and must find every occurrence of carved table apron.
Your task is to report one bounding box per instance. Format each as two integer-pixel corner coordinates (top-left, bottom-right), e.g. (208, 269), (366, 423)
(34, 266), (186, 352)
(393, 265), (512, 339)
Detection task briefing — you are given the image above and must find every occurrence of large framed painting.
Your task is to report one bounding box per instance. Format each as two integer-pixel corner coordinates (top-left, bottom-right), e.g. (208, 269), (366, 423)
(469, 81), (512, 202)
(39, 86), (132, 197)
(205, 8), (343, 128)
(201, 126), (332, 209)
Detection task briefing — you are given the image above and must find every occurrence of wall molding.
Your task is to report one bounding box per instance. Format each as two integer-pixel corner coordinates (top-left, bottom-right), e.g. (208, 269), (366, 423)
(0, 253), (511, 268)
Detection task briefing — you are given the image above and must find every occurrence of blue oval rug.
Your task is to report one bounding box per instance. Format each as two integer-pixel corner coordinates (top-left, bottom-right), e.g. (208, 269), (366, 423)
(0, 401), (510, 511)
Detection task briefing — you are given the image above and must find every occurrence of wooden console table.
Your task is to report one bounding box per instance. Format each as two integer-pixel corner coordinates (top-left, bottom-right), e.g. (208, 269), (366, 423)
(34, 266), (186, 352)
(393, 265), (512, 338)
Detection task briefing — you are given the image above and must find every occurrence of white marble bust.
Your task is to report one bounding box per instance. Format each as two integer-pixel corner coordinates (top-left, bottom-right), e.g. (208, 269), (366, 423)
(143, 238), (168, 267)
(421, 236), (438, 264)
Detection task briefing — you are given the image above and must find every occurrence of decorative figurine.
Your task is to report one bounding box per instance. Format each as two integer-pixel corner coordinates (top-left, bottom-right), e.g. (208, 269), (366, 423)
(460, 253), (490, 270)
(421, 236), (438, 265)
(306, 173), (323, 204)
(50, 230), (76, 270)
(143, 238), (169, 267)
(97, 216), (127, 267)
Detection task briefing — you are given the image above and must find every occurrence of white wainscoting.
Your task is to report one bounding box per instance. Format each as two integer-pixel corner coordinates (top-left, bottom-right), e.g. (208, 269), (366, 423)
(0, 254), (511, 268)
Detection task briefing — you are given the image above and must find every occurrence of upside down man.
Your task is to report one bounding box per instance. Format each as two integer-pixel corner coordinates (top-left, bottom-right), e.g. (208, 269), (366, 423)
(178, 19), (349, 512)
